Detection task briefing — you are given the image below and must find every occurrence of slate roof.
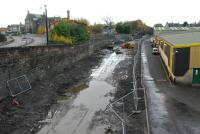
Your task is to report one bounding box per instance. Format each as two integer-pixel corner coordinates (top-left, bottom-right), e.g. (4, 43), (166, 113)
(160, 32), (200, 46)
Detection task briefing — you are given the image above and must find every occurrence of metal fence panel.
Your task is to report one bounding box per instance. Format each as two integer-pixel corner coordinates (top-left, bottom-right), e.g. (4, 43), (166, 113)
(7, 75), (31, 96)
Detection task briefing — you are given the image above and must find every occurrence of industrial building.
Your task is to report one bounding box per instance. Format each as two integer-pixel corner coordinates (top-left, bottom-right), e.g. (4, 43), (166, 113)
(154, 26), (200, 36)
(154, 32), (200, 85)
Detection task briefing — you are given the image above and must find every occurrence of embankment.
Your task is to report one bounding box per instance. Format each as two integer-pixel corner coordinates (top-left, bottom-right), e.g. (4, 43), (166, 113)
(0, 39), (111, 100)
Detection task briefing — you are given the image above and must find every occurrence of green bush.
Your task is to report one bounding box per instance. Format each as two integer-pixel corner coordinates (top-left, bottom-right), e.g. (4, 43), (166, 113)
(49, 20), (90, 44)
(116, 20), (152, 35)
(90, 24), (103, 34)
(0, 34), (6, 42)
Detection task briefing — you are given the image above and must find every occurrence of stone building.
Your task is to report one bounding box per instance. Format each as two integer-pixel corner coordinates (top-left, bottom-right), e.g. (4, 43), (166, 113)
(25, 10), (61, 34)
(7, 23), (25, 34)
(0, 28), (7, 35)
(25, 11), (45, 33)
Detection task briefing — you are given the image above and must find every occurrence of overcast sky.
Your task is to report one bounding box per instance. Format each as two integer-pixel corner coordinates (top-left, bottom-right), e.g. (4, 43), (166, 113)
(1, 0), (200, 27)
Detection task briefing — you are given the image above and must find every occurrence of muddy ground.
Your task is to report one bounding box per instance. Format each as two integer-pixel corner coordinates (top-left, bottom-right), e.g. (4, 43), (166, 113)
(0, 43), (145, 134)
(0, 49), (105, 134)
(92, 44), (145, 134)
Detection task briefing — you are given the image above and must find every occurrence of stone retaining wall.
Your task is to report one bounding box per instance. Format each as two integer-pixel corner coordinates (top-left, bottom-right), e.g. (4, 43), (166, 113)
(0, 39), (111, 100)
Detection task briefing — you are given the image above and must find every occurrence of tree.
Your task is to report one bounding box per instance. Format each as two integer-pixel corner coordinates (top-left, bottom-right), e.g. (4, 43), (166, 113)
(102, 16), (115, 30)
(91, 24), (103, 34)
(0, 33), (6, 42)
(75, 18), (90, 26)
(154, 23), (163, 27)
(103, 17), (113, 26)
(115, 20), (152, 35)
(49, 19), (90, 44)
(183, 21), (189, 27)
(116, 22), (124, 33)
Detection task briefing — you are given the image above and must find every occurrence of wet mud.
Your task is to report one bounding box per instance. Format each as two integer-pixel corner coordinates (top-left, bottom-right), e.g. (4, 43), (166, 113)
(0, 44), (145, 134)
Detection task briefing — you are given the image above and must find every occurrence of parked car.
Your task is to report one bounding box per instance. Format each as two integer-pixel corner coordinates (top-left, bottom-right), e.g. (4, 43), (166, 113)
(150, 37), (154, 43)
(152, 47), (159, 55)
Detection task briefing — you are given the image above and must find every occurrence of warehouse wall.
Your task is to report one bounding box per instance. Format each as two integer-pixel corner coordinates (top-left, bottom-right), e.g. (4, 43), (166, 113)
(175, 46), (200, 85)
(164, 45), (170, 66)
(173, 48), (190, 76)
(155, 35), (200, 85)
(190, 46), (200, 68)
(159, 45), (169, 67)
(160, 48), (168, 65)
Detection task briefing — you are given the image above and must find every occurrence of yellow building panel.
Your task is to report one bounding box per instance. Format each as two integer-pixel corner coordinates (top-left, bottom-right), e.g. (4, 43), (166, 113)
(190, 46), (200, 68)
(159, 46), (175, 80)
(170, 47), (173, 70)
(159, 47), (168, 66)
(173, 43), (200, 48)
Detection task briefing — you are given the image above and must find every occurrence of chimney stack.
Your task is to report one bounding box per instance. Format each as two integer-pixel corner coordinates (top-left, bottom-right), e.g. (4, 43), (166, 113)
(67, 10), (70, 20)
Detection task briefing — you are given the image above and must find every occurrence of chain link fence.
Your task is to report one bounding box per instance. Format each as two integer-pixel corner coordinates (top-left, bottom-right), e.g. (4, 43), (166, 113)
(7, 75), (31, 96)
(105, 38), (143, 134)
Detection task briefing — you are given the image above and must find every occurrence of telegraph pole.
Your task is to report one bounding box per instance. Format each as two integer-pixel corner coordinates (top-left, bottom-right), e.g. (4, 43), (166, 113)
(44, 5), (48, 45)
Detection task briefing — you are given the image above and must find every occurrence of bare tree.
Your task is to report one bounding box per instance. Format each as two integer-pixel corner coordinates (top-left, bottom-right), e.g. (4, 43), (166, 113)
(102, 16), (113, 27)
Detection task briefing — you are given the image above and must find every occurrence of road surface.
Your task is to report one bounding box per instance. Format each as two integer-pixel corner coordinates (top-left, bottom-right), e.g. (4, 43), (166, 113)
(0, 36), (32, 48)
(142, 39), (200, 134)
(26, 34), (46, 46)
(0, 34), (46, 48)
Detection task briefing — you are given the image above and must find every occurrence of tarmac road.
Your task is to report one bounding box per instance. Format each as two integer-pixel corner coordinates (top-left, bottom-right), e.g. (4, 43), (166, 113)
(142, 39), (200, 134)
(26, 34), (46, 46)
(0, 34), (46, 48)
(0, 36), (33, 48)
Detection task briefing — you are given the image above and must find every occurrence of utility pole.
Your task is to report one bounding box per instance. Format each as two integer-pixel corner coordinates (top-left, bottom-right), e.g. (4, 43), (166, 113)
(44, 5), (48, 45)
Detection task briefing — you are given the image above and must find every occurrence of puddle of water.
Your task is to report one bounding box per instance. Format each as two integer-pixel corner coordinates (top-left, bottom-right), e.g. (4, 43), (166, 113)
(37, 51), (125, 134)
(91, 52), (125, 80)
(57, 83), (89, 101)
(69, 83), (89, 94)
(50, 80), (113, 134)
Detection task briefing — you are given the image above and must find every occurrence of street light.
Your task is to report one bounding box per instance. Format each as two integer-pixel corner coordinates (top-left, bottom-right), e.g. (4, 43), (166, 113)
(44, 5), (48, 45)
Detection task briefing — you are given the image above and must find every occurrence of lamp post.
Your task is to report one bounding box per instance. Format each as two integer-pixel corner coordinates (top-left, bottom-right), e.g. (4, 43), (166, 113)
(44, 5), (48, 45)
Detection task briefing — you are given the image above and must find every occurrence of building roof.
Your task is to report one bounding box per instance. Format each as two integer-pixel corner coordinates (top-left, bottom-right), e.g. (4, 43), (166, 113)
(160, 32), (200, 47)
(29, 13), (43, 18)
(0, 28), (6, 32)
(154, 26), (200, 37)
(48, 17), (61, 23)
(27, 12), (61, 23)
(154, 27), (200, 31)
(28, 13), (45, 21)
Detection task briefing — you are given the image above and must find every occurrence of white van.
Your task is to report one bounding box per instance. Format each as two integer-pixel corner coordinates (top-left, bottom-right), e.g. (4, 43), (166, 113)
(152, 47), (159, 55)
